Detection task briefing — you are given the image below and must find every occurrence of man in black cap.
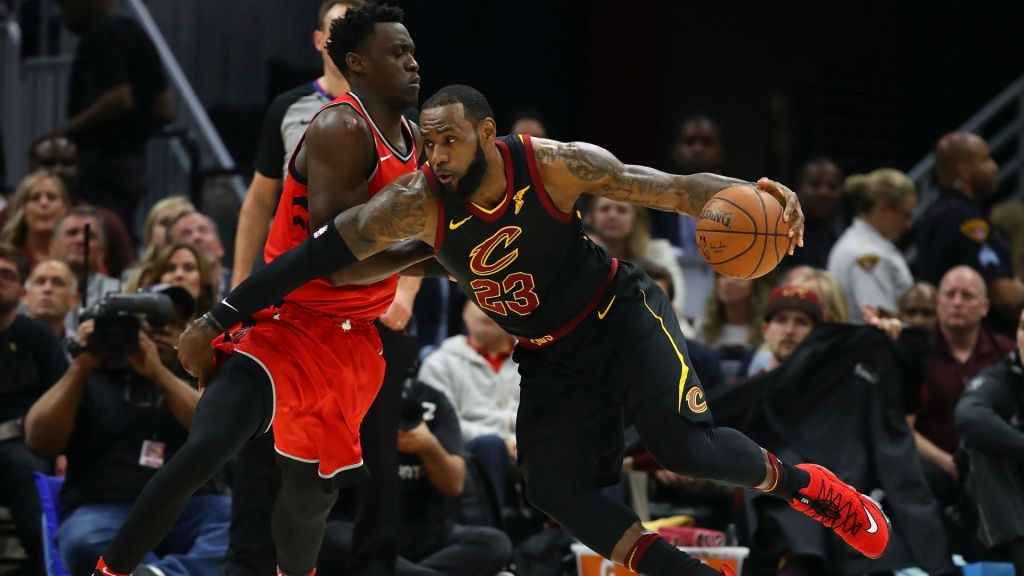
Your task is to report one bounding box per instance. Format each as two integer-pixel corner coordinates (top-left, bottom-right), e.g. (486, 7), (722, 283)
(761, 285), (822, 371)
(23, 284), (231, 576)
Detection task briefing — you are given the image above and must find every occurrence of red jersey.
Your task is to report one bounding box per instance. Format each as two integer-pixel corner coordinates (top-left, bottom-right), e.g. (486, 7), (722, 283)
(264, 92), (418, 319)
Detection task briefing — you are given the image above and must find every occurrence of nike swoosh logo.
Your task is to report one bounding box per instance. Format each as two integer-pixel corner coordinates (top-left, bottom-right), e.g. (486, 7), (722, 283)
(863, 502), (879, 534)
(449, 216), (472, 230)
(379, 154), (393, 162)
(597, 296), (616, 319)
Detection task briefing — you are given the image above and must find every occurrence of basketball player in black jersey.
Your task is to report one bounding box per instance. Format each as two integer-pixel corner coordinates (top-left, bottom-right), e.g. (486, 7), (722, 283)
(180, 85), (891, 576)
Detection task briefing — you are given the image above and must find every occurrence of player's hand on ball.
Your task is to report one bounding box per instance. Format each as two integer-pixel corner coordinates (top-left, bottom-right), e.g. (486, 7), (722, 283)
(756, 177), (804, 254)
(176, 316), (218, 385)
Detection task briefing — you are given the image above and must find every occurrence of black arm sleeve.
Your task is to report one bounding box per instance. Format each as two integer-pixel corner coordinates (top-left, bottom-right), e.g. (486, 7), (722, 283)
(418, 258), (450, 278)
(955, 374), (1024, 456)
(209, 222), (358, 328)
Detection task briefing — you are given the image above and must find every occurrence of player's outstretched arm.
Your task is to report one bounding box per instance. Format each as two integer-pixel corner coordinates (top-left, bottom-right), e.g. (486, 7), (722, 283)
(175, 173), (436, 380)
(533, 138), (804, 248)
(329, 240), (441, 286)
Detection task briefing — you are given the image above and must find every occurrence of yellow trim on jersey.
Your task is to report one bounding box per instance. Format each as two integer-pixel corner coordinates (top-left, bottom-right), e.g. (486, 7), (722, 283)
(470, 195), (509, 215)
(640, 289), (690, 413)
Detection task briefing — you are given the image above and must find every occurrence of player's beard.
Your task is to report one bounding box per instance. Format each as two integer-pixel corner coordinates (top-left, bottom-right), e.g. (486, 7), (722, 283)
(439, 144), (488, 203)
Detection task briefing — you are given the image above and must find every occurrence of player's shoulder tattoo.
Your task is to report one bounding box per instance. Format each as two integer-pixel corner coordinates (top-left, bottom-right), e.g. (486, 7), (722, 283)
(534, 140), (621, 183)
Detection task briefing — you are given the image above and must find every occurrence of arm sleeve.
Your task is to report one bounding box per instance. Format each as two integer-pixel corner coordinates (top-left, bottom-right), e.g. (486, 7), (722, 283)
(955, 375), (1024, 456)
(253, 92), (294, 178)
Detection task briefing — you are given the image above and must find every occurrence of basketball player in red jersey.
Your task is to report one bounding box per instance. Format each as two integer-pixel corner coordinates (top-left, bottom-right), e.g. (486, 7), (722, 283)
(182, 85), (891, 575)
(91, 6), (425, 576)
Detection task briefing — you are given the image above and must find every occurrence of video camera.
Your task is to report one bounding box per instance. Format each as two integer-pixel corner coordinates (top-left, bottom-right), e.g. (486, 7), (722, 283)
(81, 291), (177, 360)
(399, 364), (427, 431)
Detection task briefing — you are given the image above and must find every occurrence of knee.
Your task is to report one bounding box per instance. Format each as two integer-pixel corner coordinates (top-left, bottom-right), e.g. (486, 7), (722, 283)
(476, 527), (513, 569)
(469, 434), (507, 454)
(644, 425), (718, 479)
(524, 473), (574, 516)
(58, 515), (111, 575)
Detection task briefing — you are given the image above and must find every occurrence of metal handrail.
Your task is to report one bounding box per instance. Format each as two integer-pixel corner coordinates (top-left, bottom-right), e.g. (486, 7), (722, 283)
(122, 0), (246, 203)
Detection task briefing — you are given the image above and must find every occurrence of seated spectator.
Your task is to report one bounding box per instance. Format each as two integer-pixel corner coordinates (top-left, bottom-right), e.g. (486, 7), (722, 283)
(419, 301), (519, 508)
(24, 258), (79, 342)
(0, 170), (71, 267)
(712, 286), (954, 575)
(23, 284), (230, 576)
(955, 307), (1024, 574)
(28, 135), (136, 276)
(141, 197), (195, 262)
(909, 266), (1012, 513)
(49, 207), (120, 308)
(320, 378), (512, 576)
(122, 196), (195, 290)
(585, 197), (688, 330)
(781, 158), (845, 270)
(696, 274), (771, 382)
(899, 282), (938, 330)
(508, 110), (548, 138)
(125, 243), (214, 317)
(787, 267), (850, 323)
(167, 211), (230, 301)
(828, 169), (916, 322)
(988, 199), (1024, 280)
(0, 244), (69, 575)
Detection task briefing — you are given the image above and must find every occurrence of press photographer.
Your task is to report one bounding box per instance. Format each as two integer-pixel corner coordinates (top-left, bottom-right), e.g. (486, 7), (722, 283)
(24, 284), (230, 576)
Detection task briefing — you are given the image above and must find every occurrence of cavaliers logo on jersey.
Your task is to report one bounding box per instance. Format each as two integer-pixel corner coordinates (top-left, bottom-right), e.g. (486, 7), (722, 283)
(686, 387), (708, 414)
(469, 226), (522, 276)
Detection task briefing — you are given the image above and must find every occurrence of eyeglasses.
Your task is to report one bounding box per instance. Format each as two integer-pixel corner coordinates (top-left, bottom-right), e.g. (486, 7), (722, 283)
(0, 268), (20, 283)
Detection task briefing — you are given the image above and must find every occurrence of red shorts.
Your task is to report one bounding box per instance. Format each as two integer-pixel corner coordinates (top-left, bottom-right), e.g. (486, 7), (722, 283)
(213, 301), (385, 483)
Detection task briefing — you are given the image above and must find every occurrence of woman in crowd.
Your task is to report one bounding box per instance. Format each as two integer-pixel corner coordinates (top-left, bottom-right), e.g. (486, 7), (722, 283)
(787, 267), (850, 323)
(123, 196), (196, 287)
(828, 169), (916, 322)
(697, 274), (773, 382)
(0, 170), (71, 266)
(127, 243), (213, 318)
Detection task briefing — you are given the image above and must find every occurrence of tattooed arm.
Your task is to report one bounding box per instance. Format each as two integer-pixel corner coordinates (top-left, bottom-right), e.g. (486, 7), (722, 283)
(532, 137), (804, 247)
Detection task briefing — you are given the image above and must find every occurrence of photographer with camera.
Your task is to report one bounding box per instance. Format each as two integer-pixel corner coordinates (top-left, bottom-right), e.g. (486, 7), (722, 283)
(320, 374), (511, 576)
(0, 243), (69, 576)
(24, 284), (230, 576)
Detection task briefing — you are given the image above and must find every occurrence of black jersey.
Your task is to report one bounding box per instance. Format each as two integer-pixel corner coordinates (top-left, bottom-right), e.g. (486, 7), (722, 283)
(427, 134), (616, 345)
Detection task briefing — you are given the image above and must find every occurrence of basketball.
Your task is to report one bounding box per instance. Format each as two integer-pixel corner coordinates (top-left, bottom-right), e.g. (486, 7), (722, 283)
(695, 185), (791, 279)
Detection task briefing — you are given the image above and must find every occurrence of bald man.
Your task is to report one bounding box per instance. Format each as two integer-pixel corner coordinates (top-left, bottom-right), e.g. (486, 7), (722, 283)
(915, 133), (1021, 329)
(908, 266), (1013, 506)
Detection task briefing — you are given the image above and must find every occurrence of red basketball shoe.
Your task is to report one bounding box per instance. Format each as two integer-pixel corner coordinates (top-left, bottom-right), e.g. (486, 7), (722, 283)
(789, 463), (891, 558)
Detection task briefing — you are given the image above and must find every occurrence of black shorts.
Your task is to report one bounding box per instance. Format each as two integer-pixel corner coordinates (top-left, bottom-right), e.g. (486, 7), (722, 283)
(513, 261), (712, 486)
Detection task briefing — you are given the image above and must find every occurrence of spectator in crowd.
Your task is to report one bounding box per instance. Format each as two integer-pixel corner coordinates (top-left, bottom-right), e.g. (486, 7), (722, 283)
(955, 307), (1024, 574)
(122, 197), (195, 292)
(23, 258), (79, 341)
(49, 207), (120, 309)
(0, 170), (71, 267)
(508, 110), (548, 138)
(23, 284), (230, 576)
(166, 211), (229, 301)
(0, 244), (69, 576)
(585, 197), (688, 329)
(28, 135), (136, 276)
(787, 267), (850, 323)
(320, 378), (512, 576)
(989, 199), (1024, 280)
(899, 282), (938, 330)
(650, 115), (724, 250)
(916, 132), (1022, 334)
(909, 266), (1013, 509)
(760, 286), (821, 371)
(713, 286), (955, 575)
(124, 243), (214, 319)
(783, 158), (844, 270)
(231, 0), (360, 289)
(828, 168), (916, 322)
(419, 301), (519, 508)
(140, 197), (194, 263)
(696, 274), (771, 383)
(56, 0), (174, 237)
